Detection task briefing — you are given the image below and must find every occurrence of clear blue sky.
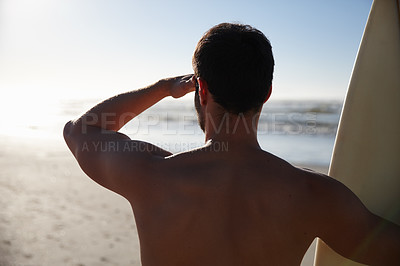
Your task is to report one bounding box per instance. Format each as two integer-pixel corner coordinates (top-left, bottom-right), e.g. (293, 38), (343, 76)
(0, 0), (372, 104)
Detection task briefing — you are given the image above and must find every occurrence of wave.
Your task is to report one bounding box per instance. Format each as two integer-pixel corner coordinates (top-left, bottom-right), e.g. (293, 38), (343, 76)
(56, 99), (342, 136)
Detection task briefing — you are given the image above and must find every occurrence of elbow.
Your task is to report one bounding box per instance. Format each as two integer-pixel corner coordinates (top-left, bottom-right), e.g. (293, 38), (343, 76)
(63, 120), (94, 158)
(63, 120), (74, 142)
(63, 120), (79, 154)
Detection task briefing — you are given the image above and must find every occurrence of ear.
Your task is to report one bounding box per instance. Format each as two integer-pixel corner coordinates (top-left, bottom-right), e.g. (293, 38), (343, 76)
(264, 85), (272, 103)
(198, 78), (209, 106)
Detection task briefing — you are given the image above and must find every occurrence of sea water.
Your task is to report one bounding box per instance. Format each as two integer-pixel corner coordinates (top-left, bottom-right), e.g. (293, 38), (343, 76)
(7, 96), (342, 167)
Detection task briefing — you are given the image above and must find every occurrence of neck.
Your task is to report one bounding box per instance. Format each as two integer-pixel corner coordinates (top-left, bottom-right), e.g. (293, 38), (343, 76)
(204, 109), (261, 150)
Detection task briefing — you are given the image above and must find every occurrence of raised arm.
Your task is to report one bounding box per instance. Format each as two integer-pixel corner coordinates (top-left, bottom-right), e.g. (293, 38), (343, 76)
(65, 74), (195, 133)
(63, 75), (195, 197)
(313, 173), (400, 265)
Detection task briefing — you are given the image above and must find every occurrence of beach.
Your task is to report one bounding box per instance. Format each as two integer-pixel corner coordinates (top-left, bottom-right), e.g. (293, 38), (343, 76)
(0, 132), (327, 266)
(0, 135), (140, 266)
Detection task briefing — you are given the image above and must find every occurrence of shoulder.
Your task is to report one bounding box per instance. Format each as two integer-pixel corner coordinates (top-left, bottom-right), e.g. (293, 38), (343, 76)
(295, 167), (356, 204)
(295, 167), (373, 236)
(271, 165), (362, 225)
(292, 167), (359, 213)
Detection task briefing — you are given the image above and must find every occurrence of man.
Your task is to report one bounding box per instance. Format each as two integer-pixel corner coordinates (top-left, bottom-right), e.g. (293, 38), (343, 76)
(64, 23), (400, 265)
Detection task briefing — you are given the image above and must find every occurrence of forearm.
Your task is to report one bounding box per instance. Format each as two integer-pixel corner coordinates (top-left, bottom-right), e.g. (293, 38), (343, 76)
(64, 74), (194, 147)
(73, 80), (170, 132)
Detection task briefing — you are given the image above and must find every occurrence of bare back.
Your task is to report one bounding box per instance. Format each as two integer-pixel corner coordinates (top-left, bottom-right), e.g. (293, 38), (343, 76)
(64, 62), (400, 266)
(128, 146), (321, 266)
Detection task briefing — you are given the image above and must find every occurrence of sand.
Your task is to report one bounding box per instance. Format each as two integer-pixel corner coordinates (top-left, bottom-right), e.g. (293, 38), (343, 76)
(0, 134), (327, 266)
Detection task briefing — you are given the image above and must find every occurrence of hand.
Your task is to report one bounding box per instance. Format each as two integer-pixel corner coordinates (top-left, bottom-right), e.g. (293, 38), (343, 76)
(161, 74), (196, 99)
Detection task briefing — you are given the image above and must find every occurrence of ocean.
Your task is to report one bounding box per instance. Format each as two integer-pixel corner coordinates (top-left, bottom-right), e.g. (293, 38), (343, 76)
(4, 96), (342, 167)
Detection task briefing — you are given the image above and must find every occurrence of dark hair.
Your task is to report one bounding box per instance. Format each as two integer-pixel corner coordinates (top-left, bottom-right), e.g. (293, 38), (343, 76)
(192, 23), (274, 114)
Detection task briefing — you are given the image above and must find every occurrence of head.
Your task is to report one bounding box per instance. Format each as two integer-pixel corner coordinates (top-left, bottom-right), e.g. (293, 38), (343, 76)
(193, 23), (274, 131)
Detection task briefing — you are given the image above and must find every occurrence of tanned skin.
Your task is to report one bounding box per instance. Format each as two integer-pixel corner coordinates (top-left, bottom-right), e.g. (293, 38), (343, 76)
(64, 75), (400, 265)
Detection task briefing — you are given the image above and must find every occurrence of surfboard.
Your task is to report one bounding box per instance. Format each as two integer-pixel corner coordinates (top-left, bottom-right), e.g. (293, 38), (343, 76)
(313, 0), (400, 265)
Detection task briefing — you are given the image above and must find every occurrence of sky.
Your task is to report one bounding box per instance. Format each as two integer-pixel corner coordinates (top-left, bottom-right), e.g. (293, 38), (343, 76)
(0, 0), (372, 132)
